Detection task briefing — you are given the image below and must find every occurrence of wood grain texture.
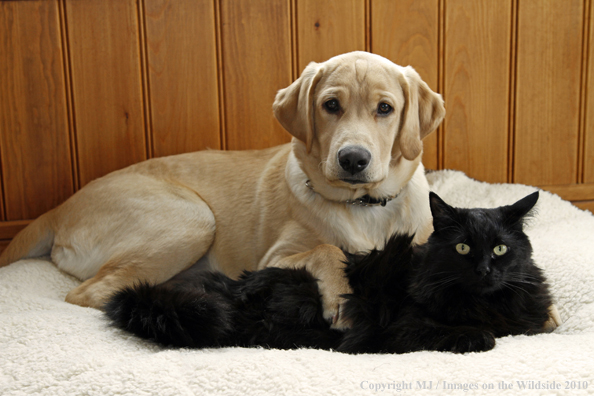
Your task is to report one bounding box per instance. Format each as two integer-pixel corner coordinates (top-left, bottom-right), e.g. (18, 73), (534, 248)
(0, 220), (32, 251)
(0, 0), (74, 220)
(513, 0), (583, 185)
(0, 220), (30, 240)
(539, 183), (594, 202)
(0, 240), (10, 255)
(583, 0), (594, 183)
(370, 0), (440, 170)
(296, 0), (366, 72)
(4, 0), (594, 232)
(572, 200), (594, 212)
(66, 0), (147, 187)
(442, 0), (512, 183)
(220, 0), (293, 150)
(144, 0), (221, 157)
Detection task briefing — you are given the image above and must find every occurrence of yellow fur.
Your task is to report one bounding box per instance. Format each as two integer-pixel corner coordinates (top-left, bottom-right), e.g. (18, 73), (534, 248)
(0, 52), (445, 329)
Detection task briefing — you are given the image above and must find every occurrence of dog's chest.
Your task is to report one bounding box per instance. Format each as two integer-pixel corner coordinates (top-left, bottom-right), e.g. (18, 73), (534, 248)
(285, 151), (431, 254)
(314, 198), (419, 254)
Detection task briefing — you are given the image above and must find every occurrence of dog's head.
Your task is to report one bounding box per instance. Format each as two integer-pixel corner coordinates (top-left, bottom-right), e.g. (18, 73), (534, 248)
(273, 51), (444, 190)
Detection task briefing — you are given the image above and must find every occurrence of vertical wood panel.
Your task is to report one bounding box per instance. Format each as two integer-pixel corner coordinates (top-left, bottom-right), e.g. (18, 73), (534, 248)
(220, 0), (293, 150)
(371, 0), (440, 170)
(66, 0), (147, 187)
(443, 0), (512, 183)
(583, 0), (594, 183)
(2, 0), (594, 231)
(514, 0), (583, 185)
(296, 0), (366, 73)
(144, 0), (221, 157)
(0, 0), (74, 220)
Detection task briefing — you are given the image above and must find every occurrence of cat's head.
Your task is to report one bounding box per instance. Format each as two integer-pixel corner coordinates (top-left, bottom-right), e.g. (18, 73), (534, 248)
(424, 191), (539, 295)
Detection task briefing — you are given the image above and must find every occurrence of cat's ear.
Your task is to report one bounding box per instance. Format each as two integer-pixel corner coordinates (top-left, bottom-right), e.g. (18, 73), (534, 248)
(503, 191), (539, 226)
(429, 192), (457, 230)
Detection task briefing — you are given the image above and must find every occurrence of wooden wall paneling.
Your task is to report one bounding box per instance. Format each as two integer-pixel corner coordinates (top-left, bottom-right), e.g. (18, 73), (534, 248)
(0, 220), (31, 252)
(442, 0), (512, 183)
(0, 241), (10, 255)
(573, 200), (594, 212)
(370, 0), (440, 170)
(137, 0), (152, 160)
(539, 183), (594, 202)
(0, 220), (30, 240)
(583, 0), (594, 183)
(0, 0), (74, 221)
(513, 0), (584, 186)
(295, 0), (366, 73)
(65, 0), (147, 187)
(220, 0), (293, 151)
(144, 0), (221, 157)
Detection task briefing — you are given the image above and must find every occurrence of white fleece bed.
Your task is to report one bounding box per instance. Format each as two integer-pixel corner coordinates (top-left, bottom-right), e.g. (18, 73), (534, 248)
(1, 170), (593, 396)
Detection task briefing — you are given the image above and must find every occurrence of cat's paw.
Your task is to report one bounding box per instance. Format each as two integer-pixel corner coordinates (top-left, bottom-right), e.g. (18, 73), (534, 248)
(438, 330), (496, 353)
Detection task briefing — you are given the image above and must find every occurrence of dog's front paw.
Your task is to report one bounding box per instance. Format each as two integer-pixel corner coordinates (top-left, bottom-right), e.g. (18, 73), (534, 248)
(437, 329), (496, 353)
(316, 277), (353, 331)
(321, 297), (352, 330)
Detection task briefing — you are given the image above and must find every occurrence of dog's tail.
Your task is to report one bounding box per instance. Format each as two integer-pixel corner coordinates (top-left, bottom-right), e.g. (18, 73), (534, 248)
(104, 282), (235, 348)
(0, 210), (56, 267)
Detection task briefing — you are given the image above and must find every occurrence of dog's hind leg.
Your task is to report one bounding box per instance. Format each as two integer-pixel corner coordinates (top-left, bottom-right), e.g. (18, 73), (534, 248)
(65, 250), (213, 309)
(49, 173), (217, 309)
(63, 210), (216, 310)
(62, 208), (216, 309)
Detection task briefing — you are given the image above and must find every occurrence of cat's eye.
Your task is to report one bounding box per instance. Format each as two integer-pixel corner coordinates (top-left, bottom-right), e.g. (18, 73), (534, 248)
(455, 243), (470, 255)
(493, 245), (508, 256)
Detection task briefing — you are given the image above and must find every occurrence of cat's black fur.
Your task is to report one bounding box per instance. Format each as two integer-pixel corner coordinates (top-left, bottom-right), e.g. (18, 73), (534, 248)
(105, 191), (553, 354)
(106, 267), (342, 349)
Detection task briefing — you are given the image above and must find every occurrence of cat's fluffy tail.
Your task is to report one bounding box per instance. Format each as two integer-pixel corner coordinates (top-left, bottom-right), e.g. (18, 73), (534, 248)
(104, 282), (235, 348)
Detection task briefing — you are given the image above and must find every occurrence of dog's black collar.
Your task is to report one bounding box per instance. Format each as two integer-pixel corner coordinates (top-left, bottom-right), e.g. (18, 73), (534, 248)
(305, 180), (399, 207)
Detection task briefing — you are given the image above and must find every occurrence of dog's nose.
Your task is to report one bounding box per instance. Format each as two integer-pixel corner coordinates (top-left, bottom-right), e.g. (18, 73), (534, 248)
(338, 146), (371, 175)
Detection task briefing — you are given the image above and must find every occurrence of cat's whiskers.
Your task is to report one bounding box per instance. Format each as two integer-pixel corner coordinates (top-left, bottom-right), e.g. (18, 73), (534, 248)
(505, 274), (539, 286)
(421, 275), (460, 295)
(500, 280), (529, 298)
(510, 279), (538, 286)
(424, 270), (458, 277)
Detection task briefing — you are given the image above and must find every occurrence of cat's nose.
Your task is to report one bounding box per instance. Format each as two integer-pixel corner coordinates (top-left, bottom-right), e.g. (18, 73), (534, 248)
(476, 262), (491, 277)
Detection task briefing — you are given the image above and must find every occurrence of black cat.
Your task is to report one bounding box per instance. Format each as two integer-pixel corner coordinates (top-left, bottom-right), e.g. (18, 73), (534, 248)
(105, 191), (554, 353)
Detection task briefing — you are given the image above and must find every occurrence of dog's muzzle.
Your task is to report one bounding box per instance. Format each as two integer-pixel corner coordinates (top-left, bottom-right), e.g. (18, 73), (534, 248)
(338, 146), (371, 176)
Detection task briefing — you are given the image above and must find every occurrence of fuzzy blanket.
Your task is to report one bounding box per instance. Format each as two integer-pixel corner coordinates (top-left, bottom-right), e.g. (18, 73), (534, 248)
(1, 170), (593, 395)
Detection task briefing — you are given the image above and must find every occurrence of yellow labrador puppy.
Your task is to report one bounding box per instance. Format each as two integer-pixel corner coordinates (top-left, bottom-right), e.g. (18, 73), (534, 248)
(0, 52), (445, 328)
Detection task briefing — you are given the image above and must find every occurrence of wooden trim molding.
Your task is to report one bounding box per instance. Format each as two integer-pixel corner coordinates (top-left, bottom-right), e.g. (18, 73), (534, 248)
(0, 220), (31, 240)
(572, 200), (594, 212)
(539, 183), (594, 201)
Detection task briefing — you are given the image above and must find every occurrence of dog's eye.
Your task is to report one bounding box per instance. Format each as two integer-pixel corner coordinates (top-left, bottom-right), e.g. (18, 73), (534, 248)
(324, 99), (340, 113)
(377, 102), (393, 115)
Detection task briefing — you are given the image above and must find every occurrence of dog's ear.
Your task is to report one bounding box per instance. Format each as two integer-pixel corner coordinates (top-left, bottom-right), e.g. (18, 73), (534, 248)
(395, 67), (445, 160)
(273, 62), (324, 153)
